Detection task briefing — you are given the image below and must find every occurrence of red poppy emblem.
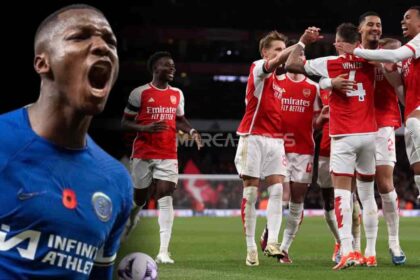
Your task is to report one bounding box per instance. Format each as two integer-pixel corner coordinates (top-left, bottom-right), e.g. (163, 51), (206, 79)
(63, 189), (77, 209)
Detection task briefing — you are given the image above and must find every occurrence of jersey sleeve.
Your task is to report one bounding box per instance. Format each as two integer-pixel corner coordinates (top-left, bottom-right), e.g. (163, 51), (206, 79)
(405, 33), (420, 59)
(93, 173), (133, 268)
(176, 90), (185, 116)
(253, 59), (272, 80)
(304, 57), (331, 78)
(319, 77), (332, 90)
(124, 87), (143, 117)
(353, 36), (418, 62)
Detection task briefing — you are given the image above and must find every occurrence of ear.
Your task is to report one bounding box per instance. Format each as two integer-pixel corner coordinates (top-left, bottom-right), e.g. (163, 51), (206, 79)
(261, 48), (268, 59)
(34, 53), (50, 75)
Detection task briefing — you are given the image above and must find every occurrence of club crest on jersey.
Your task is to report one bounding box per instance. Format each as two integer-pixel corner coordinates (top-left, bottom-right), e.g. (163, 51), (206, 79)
(92, 192), (112, 222)
(302, 88), (311, 97)
(170, 95), (177, 104)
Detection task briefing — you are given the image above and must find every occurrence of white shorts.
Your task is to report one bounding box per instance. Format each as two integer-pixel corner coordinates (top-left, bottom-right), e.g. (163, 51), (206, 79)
(234, 135), (287, 179)
(330, 134), (376, 176)
(375, 126), (396, 167)
(405, 116), (420, 165)
(284, 153), (313, 184)
(131, 158), (178, 189)
(317, 156), (332, 189)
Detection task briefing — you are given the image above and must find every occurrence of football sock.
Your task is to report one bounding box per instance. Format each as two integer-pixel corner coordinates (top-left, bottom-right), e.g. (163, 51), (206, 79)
(357, 180), (378, 257)
(267, 183), (283, 244)
(380, 190), (400, 253)
(158, 196), (174, 254)
(334, 189), (353, 255)
(280, 202), (303, 252)
(242, 187), (258, 251)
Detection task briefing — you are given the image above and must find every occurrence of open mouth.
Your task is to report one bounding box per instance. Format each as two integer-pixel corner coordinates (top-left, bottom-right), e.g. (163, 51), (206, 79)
(88, 61), (112, 90)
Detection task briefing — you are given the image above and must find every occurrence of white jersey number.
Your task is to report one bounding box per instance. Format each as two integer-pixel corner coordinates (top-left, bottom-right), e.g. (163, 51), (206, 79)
(346, 70), (366, 102)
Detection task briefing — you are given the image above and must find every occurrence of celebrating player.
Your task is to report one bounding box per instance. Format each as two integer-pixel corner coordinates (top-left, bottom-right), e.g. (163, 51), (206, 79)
(0, 5), (132, 279)
(286, 23), (378, 269)
(121, 51), (202, 264)
(235, 29), (320, 266)
(336, 6), (420, 201)
(276, 68), (321, 263)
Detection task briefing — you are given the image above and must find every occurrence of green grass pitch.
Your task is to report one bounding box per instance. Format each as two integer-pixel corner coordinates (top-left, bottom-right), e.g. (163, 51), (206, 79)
(116, 216), (420, 279)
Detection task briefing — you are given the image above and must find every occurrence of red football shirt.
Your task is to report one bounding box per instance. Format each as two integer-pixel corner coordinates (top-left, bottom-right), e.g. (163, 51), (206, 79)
(304, 54), (377, 136)
(279, 73), (320, 155)
(124, 83), (184, 159)
(237, 59), (284, 138)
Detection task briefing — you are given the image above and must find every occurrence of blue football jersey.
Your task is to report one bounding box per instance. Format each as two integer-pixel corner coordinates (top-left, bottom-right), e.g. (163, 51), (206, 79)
(0, 108), (133, 280)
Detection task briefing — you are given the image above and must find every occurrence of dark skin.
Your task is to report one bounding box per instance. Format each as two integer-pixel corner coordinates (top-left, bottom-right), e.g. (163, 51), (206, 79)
(31, 9), (119, 149)
(122, 56), (202, 204)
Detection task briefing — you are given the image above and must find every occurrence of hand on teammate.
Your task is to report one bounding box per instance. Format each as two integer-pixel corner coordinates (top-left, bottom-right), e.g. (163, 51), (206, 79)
(142, 120), (169, 132)
(319, 105), (330, 121)
(331, 73), (355, 93)
(334, 42), (356, 54)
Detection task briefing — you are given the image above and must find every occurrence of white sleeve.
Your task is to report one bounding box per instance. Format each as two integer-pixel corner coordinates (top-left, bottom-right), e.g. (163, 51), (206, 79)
(176, 90), (185, 116)
(124, 87), (142, 116)
(319, 77), (333, 90)
(353, 37), (418, 62)
(252, 59), (271, 80)
(406, 34), (420, 59)
(304, 57), (331, 78)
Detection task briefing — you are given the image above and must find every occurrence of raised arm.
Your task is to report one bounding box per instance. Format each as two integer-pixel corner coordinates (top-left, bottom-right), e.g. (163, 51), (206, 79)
(285, 27), (323, 73)
(265, 44), (297, 73)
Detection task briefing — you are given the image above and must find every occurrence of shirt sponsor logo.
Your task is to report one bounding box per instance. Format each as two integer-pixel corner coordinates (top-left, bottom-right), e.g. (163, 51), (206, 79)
(0, 224), (98, 275)
(281, 97), (311, 112)
(147, 106), (177, 120)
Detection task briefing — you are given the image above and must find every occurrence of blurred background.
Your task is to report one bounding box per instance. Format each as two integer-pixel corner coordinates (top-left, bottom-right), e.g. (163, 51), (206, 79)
(3, 0), (419, 212)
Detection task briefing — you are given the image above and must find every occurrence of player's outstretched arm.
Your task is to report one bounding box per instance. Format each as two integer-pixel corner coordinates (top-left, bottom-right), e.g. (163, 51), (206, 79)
(336, 42), (414, 63)
(176, 115), (203, 150)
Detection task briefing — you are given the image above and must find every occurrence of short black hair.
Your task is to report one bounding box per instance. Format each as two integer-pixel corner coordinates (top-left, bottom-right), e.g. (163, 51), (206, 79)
(336, 23), (360, 44)
(358, 11), (380, 25)
(147, 51), (172, 74)
(408, 6), (420, 16)
(34, 4), (104, 51)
